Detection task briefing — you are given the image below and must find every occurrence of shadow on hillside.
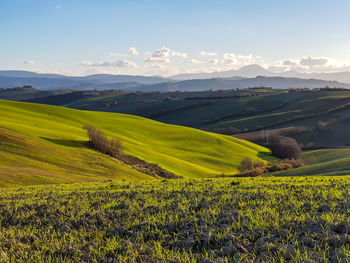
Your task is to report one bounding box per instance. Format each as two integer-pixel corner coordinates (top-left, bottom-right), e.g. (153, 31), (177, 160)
(258, 151), (276, 161)
(41, 137), (89, 148)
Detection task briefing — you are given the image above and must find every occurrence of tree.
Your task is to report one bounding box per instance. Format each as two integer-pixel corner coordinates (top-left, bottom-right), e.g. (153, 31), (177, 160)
(268, 135), (301, 159)
(239, 157), (264, 172)
(83, 125), (122, 157)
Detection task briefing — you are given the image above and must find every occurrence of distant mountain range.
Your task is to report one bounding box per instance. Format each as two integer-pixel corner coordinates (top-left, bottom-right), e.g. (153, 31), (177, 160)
(129, 76), (349, 92)
(172, 64), (350, 84)
(1, 67), (350, 91)
(0, 70), (169, 90)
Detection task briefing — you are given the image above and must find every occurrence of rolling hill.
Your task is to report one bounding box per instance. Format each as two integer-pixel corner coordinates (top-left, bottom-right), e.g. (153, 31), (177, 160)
(19, 88), (350, 149)
(272, 147), (350, 177)
(0, 100), (272, 186)
(1, 70), (349, 91)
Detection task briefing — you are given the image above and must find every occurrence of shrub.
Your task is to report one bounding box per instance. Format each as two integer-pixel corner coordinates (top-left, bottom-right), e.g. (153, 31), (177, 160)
(239, 158), (265, 172)
(268, 135), (301, 159)
(84, 125), (122, 157)
(235, 158), (304, 177)
(236, 167), (267, 177)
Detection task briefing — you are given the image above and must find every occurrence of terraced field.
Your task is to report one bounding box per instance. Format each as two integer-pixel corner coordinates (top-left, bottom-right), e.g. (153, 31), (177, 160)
(0, 176), (349, 262)
(0, 100), (272, 186)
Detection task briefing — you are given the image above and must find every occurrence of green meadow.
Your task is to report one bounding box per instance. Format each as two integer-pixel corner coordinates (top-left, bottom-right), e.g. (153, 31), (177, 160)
(0, 100), (272, 186)
(272, 147), (350, 177)
(1, 176), (349, 262)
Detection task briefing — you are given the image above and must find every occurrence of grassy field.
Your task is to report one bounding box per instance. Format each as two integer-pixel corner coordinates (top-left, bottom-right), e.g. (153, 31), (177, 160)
(0, 100), (272, 186)
(272, 147), (350, 177)
(14, 88), (350, 148)
(0, 176), (349, 262)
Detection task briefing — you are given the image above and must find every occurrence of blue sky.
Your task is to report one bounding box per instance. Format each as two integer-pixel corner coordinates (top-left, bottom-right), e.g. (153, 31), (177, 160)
(1, 0), (350, 76)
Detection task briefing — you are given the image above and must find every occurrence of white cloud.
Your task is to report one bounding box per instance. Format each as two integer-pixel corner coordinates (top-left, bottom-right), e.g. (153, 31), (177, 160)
(300, 57), (328, 67)
(188, 59), (203, 64)
(150, 64), (166, 69)
(268, 65), (288, 73)
(200, 51), (217, 56)
(82, 59), (138, 68)
(128, 47), (139, 56)
(152, 47), (172, 58)
(24, 60), (35, 65)
(172, 51), (187, 58)
(274, 57), (350, 73)
(282, 59), (298, 66)
(56, 5), (60, 9)
(144, 57), (170, 63)
(222, 53), (238, 65)
(82, 61), (94, 66)
(114, 60), (138, 68)
(151, 47), (187, 58)
(221, 53), (264, 66)
(208, 58), (219, 64)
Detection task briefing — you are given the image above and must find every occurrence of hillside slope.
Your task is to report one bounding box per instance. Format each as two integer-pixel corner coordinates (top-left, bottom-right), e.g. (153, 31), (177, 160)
(0, 100), (272, 186)
(272, 147), (350, 177)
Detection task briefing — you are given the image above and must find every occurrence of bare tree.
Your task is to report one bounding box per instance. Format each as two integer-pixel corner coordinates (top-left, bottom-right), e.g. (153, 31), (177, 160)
(84, 125), (122, 157)
(268, 135), (301, 159)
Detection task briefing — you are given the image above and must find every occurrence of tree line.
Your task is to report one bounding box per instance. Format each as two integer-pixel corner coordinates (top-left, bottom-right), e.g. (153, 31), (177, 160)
(83, 125), (180, 179)
(84, 125), (122, 158)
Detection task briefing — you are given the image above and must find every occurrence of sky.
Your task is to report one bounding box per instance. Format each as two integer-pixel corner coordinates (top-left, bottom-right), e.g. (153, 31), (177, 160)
(1, 0), (350, 76)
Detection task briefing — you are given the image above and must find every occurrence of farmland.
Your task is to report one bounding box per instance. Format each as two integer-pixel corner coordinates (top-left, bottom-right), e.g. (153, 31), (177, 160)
(1, 176), (349, 262)
(0, 100), (272, 186)
(8, 88), (350, 149)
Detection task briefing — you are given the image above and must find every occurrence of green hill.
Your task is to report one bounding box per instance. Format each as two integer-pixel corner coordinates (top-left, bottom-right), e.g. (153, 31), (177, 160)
(272, 147), (350, 177)
(0, 100), (272, 186)
(18, 88), (350, 149)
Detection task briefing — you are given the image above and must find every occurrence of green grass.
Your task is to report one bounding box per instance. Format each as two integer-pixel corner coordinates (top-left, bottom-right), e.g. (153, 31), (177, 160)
(0, 100), (272, 186)
(1, 176), (349, 262)
(68, 89), (350, 148)
(272, 147), (350, 177)
(7, 88), (350, 148)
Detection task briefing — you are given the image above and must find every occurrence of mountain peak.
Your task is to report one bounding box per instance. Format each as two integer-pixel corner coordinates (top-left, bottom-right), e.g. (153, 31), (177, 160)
(234, 64), (272, 78)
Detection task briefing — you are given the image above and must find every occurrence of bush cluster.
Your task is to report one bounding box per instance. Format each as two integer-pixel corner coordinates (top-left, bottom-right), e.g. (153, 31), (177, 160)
(84, 125), (122, 157)
(83, 125), (180, 179)
(236, 157), (304, 177)
(268, 135), (301, 159)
